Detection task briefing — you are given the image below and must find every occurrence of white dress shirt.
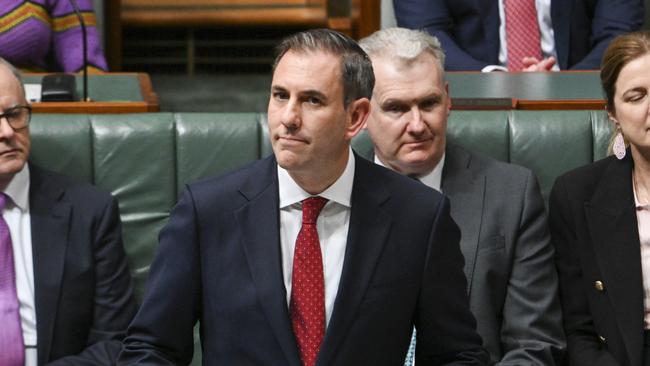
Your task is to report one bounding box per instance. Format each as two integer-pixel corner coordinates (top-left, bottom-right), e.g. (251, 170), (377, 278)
(278, 148), (355, 326)
(3, 164), (37, 365)
(374, 153), (445, 192)
(632, 179), (650, 329)
(484, 0), (560, 72)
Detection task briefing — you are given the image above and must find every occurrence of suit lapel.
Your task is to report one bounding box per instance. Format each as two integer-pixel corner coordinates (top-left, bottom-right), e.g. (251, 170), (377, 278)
(234, 157), (301, 366)
(441, 145), (485, 293)
(317, 156), (392, 365)
(584, 155), (644, 366)
(29, 166), (71, 365)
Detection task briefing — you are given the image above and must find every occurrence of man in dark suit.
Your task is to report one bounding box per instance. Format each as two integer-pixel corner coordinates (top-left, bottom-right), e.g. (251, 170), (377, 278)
(359, 27), (565, 365)
(118, 29), (488, 365)
(0, 58), (137, 365)
(394, 0), (643, 71)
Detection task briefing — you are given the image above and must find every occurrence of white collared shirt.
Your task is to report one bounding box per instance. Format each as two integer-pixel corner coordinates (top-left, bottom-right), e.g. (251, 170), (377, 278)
(374, 153), (445, 192)
(3, 164), (37, 365)
(278, 148), (355, 326)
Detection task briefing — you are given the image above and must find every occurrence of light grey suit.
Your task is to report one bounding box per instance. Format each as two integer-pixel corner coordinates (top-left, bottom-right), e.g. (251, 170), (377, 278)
(441, 143), (565, 364)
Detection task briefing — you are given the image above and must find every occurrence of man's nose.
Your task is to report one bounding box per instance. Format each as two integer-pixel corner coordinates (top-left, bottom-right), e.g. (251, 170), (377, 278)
(406, 107), (426, 134)
(281, 99), (301, 130)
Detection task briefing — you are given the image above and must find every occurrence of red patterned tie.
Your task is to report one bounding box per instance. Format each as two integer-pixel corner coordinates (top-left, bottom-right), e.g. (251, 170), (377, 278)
(504, 0), (542, 71)
(290, 196), (328, 366)
(0, 193), (25, 366)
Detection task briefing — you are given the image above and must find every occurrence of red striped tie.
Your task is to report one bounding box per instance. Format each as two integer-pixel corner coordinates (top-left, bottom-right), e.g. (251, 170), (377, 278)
(504, 0), (542, 71)
(290, 196), (328, 366)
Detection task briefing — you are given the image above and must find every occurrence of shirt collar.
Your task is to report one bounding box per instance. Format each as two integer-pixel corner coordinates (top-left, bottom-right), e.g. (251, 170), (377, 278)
(278, 147), (355, 208)
(374, 153), (445, 192)
(3, 163), (30, 211)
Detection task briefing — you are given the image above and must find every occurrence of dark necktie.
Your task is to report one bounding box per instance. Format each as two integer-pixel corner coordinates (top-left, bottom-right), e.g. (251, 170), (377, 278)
(504, 0), (542, 71)
(0, 193), (25, 366)
(290, 196), (328, 366)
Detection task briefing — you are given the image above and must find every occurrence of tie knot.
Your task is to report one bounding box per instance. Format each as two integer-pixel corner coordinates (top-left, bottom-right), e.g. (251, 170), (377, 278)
(301, 196), (328, 224)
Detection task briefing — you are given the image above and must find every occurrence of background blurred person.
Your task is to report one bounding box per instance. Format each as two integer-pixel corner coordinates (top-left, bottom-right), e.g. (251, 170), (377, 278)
(0, 0), (107, 72)
(394, 0), (643, 72)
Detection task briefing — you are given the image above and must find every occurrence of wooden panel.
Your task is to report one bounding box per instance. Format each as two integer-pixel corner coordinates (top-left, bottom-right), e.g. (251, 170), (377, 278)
(354, 0), (380, 38)
(122, 8), (327, 27)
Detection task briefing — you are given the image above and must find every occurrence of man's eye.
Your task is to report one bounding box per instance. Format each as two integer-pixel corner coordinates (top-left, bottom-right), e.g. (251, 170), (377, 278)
(420, 99), (438, 110)
(384, 105), (405, 113)
(307, 97), (321, 105)
(272, 92), (288, 100)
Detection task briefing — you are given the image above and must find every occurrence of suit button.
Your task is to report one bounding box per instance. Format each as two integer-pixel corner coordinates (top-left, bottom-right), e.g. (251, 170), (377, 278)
(595, 280), (605, 292)
(599, 335), (606, 343)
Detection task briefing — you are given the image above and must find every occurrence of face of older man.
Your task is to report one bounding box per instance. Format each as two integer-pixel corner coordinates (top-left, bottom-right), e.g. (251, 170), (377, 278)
(268, 50), (367, 193)
(0, 64), (30, 187)
(366, 52), (450, 177)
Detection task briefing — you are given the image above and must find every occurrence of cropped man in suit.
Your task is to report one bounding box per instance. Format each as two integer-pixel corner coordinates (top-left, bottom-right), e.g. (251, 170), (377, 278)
(118, 29), (488, 365)
(394, 0), (643, 71)
(359, 27), (565, 364)
(0, 58), (137, 365)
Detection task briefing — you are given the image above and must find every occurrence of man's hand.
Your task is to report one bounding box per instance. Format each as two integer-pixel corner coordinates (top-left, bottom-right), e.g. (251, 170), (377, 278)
(519, 56), (557, 72)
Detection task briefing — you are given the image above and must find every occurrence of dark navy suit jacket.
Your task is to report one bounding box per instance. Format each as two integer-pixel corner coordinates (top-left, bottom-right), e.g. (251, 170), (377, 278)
(394, 0), (643, 71)
(119, 154), (489, 365)
(29, 164), (137, 365)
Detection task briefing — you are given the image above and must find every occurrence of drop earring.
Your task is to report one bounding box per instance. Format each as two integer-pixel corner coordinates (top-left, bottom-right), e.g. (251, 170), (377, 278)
(613, 126), (626, 160)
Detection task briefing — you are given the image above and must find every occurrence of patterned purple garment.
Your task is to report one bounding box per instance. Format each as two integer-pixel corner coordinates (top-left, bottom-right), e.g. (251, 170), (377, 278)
(0, 0), (108, 72)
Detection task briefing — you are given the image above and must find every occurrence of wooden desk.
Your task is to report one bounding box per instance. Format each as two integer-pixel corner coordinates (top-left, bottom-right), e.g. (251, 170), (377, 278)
(447, 71), (605, 110)
(26, 73), (159, 113)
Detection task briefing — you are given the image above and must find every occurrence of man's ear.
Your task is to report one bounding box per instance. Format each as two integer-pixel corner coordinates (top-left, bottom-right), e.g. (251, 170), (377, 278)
(346, 97), (371, 139)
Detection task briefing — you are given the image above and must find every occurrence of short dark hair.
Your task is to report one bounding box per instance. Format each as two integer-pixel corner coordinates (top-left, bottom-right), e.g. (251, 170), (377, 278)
(601, 30), (650, 114)
(272, 28), (374, 107)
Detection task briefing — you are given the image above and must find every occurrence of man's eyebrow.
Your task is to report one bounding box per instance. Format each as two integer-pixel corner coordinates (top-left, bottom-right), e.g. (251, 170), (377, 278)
(271, 85), (287, 92)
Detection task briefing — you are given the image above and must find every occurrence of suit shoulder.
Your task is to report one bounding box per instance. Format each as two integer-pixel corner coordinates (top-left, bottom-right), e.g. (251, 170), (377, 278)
(447, 145), (535, 187)
(185, 156), (275, 198)
(553, 154), (618, 195)
(30, 164), (114, 205)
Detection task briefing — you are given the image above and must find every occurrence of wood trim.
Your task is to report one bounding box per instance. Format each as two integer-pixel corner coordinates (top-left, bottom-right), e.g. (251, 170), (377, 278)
(137, 73), (160, 111)
(31, 101), (152, 113)
(517, 99), (606, 110)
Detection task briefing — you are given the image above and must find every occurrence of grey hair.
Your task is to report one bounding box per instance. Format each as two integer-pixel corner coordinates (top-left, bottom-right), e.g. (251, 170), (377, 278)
(359, 27), (446, 77)
(272, 28), (374, 107)
(0, 58), (26, 99)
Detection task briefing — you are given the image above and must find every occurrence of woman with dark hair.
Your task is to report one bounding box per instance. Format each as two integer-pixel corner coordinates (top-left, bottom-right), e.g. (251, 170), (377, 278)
(550, 30), (650, 366)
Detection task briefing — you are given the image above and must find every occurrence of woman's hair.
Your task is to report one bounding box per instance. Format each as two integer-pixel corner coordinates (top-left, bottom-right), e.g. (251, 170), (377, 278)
(601, 31), (650, 114)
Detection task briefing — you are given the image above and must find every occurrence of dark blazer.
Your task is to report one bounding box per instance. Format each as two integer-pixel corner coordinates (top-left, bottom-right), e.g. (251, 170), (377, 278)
(442, 144), (565, 364)
(119, 154), (489, 365)
(394, 0), (643, 71)
(28, 164), (137, 365)
(549, 152), (643, 366)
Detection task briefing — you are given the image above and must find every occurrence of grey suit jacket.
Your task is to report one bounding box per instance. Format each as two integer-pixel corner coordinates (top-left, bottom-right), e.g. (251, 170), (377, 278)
(441, 144), (565, 365)
(363, 144), (565, 364)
